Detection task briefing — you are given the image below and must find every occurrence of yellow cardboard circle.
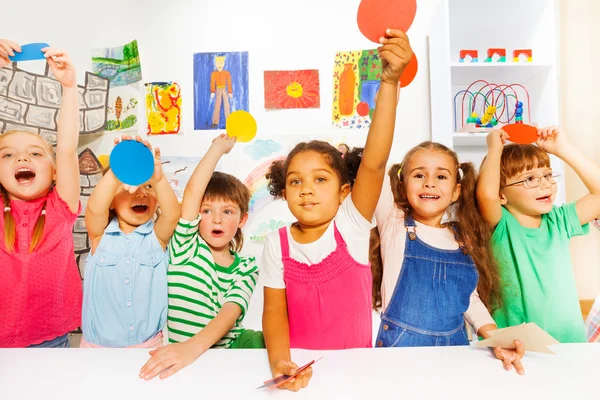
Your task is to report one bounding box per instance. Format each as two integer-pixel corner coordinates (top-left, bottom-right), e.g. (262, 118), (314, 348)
(226, 110), (257, 142)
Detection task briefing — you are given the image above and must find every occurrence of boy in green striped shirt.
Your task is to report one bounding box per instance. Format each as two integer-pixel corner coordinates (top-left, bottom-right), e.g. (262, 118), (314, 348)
(140, 134), (263, 380)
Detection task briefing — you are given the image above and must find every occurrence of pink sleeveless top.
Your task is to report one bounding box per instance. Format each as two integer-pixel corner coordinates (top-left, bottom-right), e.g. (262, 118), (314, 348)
(279, 223), (372, 350)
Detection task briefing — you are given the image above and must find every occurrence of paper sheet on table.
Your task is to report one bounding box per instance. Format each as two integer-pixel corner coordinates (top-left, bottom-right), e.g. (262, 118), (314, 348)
(476, 322), (559, 354)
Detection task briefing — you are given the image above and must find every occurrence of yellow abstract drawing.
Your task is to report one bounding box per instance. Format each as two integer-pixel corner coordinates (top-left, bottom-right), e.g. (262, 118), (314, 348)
(145, 82), (181, 135)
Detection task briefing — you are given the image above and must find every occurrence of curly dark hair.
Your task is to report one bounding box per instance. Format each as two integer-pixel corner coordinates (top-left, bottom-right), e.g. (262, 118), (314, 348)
(266, 140), (353, 198)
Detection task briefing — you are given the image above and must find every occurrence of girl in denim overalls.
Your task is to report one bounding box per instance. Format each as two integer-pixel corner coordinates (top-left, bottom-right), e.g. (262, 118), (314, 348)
(370, 141), (526, 374)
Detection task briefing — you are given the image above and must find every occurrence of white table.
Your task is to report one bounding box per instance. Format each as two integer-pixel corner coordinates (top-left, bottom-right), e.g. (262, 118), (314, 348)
(1, 344), (598, 399)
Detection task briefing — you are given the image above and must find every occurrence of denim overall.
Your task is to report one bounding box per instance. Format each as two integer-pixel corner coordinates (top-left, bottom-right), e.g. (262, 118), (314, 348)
(375, 216), (478, 347)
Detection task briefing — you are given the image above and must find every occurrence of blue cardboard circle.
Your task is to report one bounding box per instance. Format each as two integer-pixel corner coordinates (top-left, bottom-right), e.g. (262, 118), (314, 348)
(109, 141), (154, 186)
(8, 43), (50, 62)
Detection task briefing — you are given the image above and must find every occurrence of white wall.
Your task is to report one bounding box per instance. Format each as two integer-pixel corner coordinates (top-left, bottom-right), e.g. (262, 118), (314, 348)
(560, 0), (600, 300)
(5, 0), (443, 329)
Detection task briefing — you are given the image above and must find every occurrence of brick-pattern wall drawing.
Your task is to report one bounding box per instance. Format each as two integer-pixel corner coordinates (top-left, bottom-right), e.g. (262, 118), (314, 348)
(0, 63), (109, 142)
(73, 148), (103, 279)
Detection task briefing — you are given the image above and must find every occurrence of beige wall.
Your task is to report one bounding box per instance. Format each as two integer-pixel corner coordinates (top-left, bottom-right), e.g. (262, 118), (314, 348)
(560, 0), (600, 299)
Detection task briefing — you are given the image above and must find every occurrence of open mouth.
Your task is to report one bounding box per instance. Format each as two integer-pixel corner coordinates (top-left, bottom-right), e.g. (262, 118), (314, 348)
(14, 168), (36, 184)
(419, 194), (440, 200)
(536, 195), (551, 202)
(131, 204), (149, 213)
(212, 229), (224, 238)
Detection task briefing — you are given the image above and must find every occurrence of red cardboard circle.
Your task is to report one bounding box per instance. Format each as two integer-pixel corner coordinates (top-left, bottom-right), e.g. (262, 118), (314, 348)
(503, 124), (539, 144)
(400, 53), (418, 88)
(357, 0), (417, 43)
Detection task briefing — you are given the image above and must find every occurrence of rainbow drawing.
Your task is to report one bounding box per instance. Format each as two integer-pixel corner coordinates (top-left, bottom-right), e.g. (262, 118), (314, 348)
(244, 155), (286, 218)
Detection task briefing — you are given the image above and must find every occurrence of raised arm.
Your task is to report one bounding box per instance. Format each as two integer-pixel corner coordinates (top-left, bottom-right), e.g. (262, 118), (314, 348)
(142, 140), (180, 248)
(181, 134), (235, 221)
(352, 29), (412, 221)
(476, 130), (509, 228)
(536, 126), (600, 225)
(44, 48), (80, 213)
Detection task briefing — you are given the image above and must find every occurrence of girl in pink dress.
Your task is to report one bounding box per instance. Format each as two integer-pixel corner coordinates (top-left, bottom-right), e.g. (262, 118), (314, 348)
(0, 40), (82, 348)
(260, 29), (413, 391)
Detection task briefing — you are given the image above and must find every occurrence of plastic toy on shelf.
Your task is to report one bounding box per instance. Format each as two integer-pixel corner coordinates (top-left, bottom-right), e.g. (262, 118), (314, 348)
(459, 50), (478, 63)
(453, 80), (532, 135)
(484, 48), (506, 62)
(513, 49), (533, 62)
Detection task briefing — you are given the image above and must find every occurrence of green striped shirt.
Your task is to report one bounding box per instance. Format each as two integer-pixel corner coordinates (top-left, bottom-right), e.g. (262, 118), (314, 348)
(167, 217), (258, 347)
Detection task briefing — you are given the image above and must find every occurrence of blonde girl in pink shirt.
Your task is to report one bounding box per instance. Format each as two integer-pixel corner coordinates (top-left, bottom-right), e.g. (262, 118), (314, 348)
(260, 29), (412, 392)
(0, 40), (82, 348)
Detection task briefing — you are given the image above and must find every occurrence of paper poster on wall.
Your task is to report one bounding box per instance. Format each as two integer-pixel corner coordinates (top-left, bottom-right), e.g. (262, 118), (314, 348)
(162, 156), (224, 201)
(242, 155), (294, 242)
(91, 39), (142, 88)
(193, 52), (249, 130)
(105, 82), (141, 132)
(332, 49), (381, 129)
(73, 148), (103, 279)
(0, 64), (109, 140)
(145, 82), (181, 135)
(264, 69), (320, 110)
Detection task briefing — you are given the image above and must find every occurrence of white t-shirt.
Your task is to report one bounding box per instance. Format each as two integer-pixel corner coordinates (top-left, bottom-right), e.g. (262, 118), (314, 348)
(375, 176), (495, 333)
(260, 195), (375, 289)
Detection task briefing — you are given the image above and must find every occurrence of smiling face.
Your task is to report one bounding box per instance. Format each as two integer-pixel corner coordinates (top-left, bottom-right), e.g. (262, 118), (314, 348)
(110, 183), (158, 230)
(501, 167), (557, 217)
(403, 149), (461, 224)
(283, 150), (349, 228)
(0, 131), (56, 201)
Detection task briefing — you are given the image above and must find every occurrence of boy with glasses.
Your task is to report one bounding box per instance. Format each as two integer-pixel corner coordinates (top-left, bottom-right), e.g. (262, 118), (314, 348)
(476, 126), (600, 343)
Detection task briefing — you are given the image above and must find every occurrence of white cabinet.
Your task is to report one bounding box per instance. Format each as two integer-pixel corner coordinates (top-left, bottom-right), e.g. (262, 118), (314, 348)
(428, 0), (565, 203)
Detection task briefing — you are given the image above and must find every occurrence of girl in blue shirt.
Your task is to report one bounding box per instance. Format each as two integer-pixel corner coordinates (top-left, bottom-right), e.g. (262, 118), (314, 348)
(81, 135), (180, 347)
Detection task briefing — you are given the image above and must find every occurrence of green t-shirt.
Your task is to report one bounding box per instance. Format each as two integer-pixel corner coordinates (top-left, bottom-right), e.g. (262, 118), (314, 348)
(491, 203), (589, 343)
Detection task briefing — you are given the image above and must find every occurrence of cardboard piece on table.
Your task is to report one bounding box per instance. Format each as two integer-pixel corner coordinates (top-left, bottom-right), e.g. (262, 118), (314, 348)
(503, 123), (539, 144)
(109, 140), (154, 186)
(476, 322), (559, 354)
(226, 110), (257, 143)
(8, 43), (49, 62)
(357, 0), (417, 43)
(256, 357), (323, 390)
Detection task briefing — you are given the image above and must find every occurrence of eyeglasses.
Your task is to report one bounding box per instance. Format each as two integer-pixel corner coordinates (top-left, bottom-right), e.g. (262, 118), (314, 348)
(504, 171), (561, 189)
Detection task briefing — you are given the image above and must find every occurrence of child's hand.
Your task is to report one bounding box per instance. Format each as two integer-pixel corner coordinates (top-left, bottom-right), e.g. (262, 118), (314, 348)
(0, 39), (21, 68)
(536, 126), (570, 156)
(113, 134), (156, 193)
(377, 29), (413, 85)
(139, 342), (200, 380)
(211, 133), (236, 155)
(271, 360), (313, 392)
(42, 48), (76, 88)
(493, 340), (525, 375)
(486, 129), (509, 152)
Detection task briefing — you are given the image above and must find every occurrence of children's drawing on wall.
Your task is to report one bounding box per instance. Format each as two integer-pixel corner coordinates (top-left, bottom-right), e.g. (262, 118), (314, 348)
(0, 63), (109, 140)
(332, 49), (381, 129)
(242, 155), (294, 242)
(145, 82), (181, 135)
(162, 156), (222, 202)
(105, 83), (141, 132)
(264, 69), (320, 110)
(91, 39), (142, 88)
(193, 52), (249, 130)
(243, 139), (283, 161)
(73, 148), (103, 279)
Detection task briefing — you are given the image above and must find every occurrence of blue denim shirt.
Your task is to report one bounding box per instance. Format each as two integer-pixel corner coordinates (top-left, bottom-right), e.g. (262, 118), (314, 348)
(82, 218), (168, 347)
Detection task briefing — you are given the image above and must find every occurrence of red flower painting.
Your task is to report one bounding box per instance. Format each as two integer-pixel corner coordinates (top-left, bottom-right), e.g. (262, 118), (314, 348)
(264, 69), (320, 109)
